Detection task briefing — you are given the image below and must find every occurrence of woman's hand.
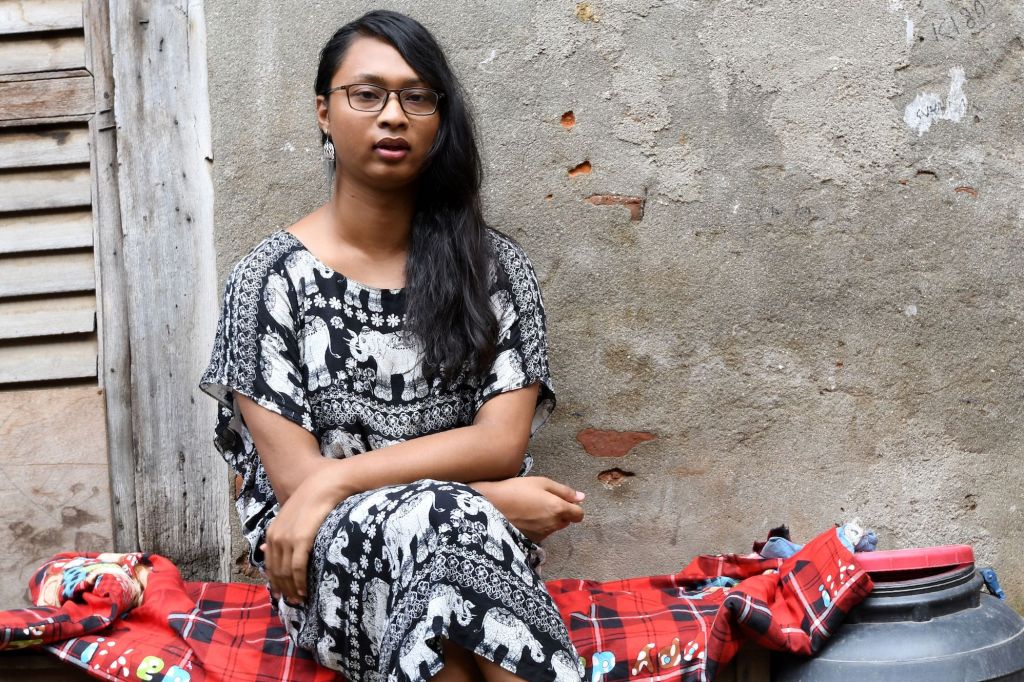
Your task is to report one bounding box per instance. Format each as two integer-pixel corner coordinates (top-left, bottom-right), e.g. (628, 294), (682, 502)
(475, 477), (585, 543)
(260, 460), (352, 605)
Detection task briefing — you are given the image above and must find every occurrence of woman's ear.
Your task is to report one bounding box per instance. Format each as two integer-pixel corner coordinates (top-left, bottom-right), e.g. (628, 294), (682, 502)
(315, 95), (330, 135)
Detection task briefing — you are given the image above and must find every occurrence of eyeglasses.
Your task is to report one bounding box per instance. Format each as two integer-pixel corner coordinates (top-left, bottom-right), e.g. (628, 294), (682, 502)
(324, 83), (444, 116)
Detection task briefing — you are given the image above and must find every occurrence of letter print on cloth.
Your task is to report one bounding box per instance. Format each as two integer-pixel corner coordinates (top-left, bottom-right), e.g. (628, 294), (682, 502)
(199, 230), (580, 681)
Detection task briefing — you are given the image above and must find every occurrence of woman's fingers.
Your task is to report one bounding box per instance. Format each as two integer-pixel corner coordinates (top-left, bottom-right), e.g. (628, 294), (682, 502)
(562, 502), (585, 524)
(543, 478), (585, 504)
(291, 542), (310, 599)
(265, 534), (304, 603)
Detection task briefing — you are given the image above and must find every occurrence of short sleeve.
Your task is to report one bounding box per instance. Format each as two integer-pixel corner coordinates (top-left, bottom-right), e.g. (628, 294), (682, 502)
(475, 232), (556, 436)
(199, 241), (315, 463)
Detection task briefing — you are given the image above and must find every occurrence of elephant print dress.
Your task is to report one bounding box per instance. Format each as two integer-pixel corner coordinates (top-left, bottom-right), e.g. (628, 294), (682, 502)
(199, 229), (585, 682)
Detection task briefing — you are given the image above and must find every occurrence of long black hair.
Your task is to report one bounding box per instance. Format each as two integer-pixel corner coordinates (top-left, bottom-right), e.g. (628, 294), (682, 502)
(315, 10), (498, 385)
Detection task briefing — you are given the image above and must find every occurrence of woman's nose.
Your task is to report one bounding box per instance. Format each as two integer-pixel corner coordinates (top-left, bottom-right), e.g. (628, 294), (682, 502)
(377, 91), (409, 124)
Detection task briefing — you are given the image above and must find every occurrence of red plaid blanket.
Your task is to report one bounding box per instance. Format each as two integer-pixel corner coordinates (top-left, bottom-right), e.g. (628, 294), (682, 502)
(0, 553), (339, 681)
(0, 528), (870, 681)
(548, 527), (873, 681)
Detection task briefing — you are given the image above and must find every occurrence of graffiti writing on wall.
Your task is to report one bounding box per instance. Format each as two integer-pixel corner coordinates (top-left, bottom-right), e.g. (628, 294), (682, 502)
(930, 0), (992, 41)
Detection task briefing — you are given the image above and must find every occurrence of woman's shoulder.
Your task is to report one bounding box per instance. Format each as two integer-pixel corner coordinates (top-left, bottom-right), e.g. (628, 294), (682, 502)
(485, 227), (539, 273)
(484, 228), (541, 289)
(225, 229), (303, 289)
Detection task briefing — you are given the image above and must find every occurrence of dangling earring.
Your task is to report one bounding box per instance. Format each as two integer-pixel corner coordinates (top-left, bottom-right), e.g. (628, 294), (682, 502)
(323, 136), (335, 162)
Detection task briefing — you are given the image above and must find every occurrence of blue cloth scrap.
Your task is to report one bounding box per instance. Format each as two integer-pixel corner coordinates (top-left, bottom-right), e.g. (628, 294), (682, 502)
(760, 536), (804, 560)
(855, 530), (878, 553)
(695, 576), (740, 589)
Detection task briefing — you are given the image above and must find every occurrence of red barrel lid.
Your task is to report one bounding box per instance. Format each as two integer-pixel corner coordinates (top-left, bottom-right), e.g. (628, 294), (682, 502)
(856, 545), (974, 579)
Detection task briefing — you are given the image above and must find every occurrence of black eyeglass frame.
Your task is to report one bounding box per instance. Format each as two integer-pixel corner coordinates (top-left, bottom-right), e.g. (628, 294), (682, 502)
(323, 83), (445, 116)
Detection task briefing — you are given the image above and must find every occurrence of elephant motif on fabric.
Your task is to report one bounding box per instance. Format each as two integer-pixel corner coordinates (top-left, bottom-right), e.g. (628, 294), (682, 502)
(317, 572), (344, 631)
(361, 577), (390, 655)
(259, 330), (304, 406)
(478, 606), (546, 669)
(551, 649), (586, 681)
(395, 619), (437, 681)
(347, 492), (382, 529)
(426, 584), (475, 627)
(452, 488), (511, 562)
(285, 249), (333, 298)
(320, 428), (367, 459)
(490, 348), (524, 390)
(368, 434), (404, 451)
(315, 632), (343, 675)
(325, 527), (357, 574)
(263, 272), (295, 331)
(490, 289), (516, 345)
(344, 280), (384, 313)
(382, 491), (439, 586)
(347, 327), (428, 402)
(300, 316), (340, 391)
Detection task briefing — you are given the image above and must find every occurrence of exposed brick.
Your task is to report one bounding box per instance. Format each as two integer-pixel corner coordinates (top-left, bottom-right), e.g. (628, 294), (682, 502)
(569, 160), (592, 176)
(577, 428), (655, 457)
(561, 111), (576, 129)
(598, 467), (635, 488)
(954, 185), (979, 198)
(585, 194), (645, 222)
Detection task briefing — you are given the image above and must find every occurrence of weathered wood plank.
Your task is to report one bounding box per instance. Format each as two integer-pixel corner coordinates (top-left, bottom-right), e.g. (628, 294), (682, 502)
(0, 336), (97, 382)
(0, 33), (85, 75)
(0, 166), (91, 211)
(0, 209), (93, 253)
(109, 0), (227, 578)
(0, 67), (88, 83)
(85, 0), (137, 553)
(0, 113), (91, 129)
(0, 293), (95, 338)
(0, 0), (83, 35)
(0, 125), (90, 169)
(0, 250), (94, 296)
(0, 72), (94, 121)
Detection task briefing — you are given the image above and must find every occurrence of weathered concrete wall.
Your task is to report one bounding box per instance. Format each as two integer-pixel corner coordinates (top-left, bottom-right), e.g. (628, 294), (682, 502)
(205, 1), (1024, 608)
(0, 386), (113, 606)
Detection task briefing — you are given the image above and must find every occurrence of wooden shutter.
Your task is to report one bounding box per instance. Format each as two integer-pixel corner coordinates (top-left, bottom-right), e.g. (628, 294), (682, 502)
(0, 0), (97, 384)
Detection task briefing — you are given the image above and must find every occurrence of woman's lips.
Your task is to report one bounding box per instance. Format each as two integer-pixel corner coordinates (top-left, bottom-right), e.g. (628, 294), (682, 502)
(374, 146), (409, 161)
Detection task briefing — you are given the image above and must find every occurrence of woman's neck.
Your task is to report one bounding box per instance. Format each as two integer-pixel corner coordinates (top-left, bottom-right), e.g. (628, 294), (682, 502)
(328, 176), (415, 257)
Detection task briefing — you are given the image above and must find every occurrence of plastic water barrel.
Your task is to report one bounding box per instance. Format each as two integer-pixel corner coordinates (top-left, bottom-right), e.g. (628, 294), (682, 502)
(772, 545), (1024, 681)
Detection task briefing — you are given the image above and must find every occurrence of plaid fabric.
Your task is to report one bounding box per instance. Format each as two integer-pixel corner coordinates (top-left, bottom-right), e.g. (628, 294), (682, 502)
(0, 527), (870, 682)
(545, 527), (874, 681)
(0, 552), (340, 682)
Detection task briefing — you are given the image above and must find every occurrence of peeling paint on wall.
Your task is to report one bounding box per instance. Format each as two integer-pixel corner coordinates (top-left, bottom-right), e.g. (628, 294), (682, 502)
(904, 66), (967, 136)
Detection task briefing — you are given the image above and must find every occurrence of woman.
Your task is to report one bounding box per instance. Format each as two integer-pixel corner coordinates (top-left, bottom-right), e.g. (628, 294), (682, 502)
(200, 9), (586, 682)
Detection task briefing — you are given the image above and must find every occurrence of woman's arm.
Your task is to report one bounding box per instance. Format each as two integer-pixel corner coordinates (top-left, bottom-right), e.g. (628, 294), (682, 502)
(237, 383), (538, 506)
(239, 383), (583, 602)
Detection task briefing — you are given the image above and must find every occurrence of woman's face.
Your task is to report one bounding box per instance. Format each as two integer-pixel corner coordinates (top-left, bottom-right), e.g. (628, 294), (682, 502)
(317, 36), (442, 191)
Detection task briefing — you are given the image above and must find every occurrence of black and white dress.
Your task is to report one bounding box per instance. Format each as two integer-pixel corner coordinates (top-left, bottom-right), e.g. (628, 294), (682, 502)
(199, 229), (584, 682)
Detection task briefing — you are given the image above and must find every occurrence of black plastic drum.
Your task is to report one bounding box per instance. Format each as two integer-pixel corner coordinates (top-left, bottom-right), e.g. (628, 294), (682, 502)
(773, 546), (1024, 682)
